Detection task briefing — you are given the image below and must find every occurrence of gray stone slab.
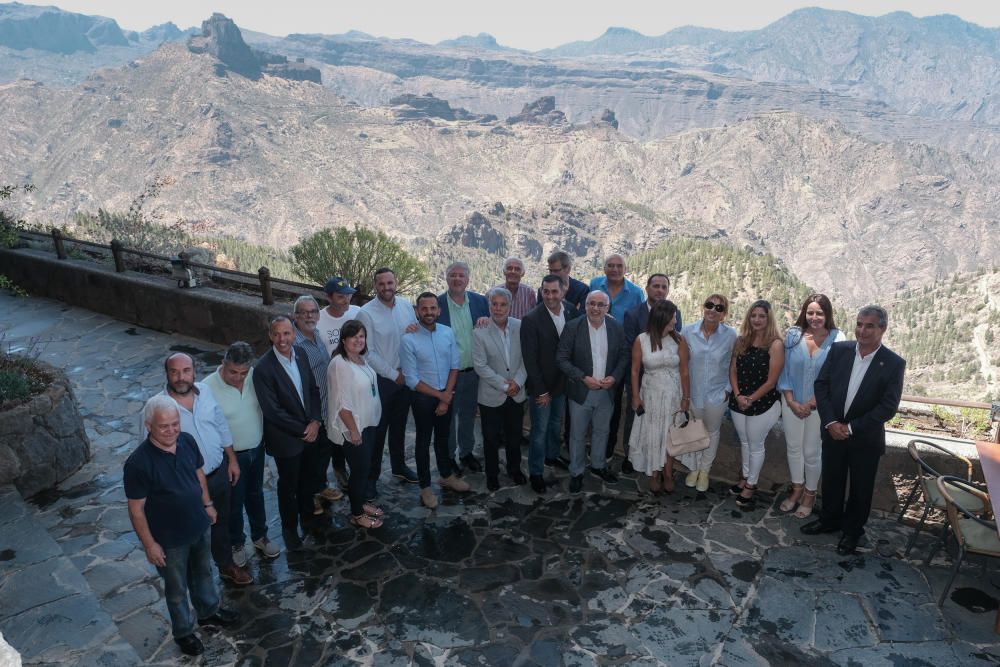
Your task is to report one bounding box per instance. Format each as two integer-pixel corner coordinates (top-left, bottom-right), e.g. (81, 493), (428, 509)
(862, 591), (949, 642)
(813, 592), (878, 652)
(830, 640), (968, 666)
(741, 575), (817, 648)
(630, 606), (733, 666)
(0, 557), (90, 621)
(0, 513), (62, 574)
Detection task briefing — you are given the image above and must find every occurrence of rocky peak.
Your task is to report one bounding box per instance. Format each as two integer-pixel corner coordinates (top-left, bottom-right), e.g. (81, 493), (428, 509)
(389, 93), (496, 123)
(506, 96), (566, 126)
(597, 109), (619, 129)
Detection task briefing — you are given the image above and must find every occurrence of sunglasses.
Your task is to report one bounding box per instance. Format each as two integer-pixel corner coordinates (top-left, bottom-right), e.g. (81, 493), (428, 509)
(703, 302), (725, 313)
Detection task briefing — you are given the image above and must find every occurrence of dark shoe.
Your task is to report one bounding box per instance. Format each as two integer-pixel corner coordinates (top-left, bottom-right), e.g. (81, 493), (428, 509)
(461, 454), (483, 473)
(174, 634), (204, 656)
(530, 475), (546, 494)
(590, 467), (618, 483)
(218, 563), (253, 586)
(735, 487), (756, 508)
(569, 475), (583, 493)
(283, 529), (303, 551)
(620, 459), (635, 475)
(545, 457), (569, 470)
(837, 534), (860, 556)
(487, 477), (500, 492)
(605, 446), (616, 461)
(800, 520), (841, 536)
(198, 607), (240, 628)
(450, 458), (464, 477)
(511, 470), (527, 485)
(729, 479), (747, 495)
(392, 466), (419, 484)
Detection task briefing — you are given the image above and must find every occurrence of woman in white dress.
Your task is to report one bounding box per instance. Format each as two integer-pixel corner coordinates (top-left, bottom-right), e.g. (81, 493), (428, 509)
(628, 300), (691, 494)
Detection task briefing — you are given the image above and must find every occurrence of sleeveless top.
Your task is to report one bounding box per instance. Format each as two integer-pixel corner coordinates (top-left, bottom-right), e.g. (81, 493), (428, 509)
(728, 345), (780, 416)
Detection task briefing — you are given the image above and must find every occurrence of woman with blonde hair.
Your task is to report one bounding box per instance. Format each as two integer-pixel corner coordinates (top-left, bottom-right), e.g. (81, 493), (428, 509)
(728, 300), (784, 507)
(777, 294), (844, 518)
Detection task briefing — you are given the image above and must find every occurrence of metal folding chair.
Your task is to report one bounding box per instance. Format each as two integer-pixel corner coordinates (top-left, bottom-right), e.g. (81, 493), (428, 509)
(935, 475), (1000, 607)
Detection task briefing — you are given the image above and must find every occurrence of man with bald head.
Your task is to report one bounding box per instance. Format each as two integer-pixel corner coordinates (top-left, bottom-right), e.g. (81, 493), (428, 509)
(160, 352), (251, 585)
(556, 290), (629, 492)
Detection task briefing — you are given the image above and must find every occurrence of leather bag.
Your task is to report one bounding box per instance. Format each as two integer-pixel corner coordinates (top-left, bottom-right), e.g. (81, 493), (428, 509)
(667, 410), (710, 457)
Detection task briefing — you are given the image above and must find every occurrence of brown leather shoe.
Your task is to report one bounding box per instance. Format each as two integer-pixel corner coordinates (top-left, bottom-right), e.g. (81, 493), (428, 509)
(439, 474), (471, 493)
(219, 563), (253, 586)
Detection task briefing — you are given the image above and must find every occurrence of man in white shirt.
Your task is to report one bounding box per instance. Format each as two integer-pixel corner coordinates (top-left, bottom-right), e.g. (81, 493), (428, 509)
(556, 291), (629, 493)
(160, 353), (252, 585)
(357, 268), (420, 499)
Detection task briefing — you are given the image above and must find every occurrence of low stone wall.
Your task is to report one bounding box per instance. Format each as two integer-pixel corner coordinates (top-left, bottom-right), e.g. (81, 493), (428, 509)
(0, 248), (291, 352)
(0, 362), (90, 497)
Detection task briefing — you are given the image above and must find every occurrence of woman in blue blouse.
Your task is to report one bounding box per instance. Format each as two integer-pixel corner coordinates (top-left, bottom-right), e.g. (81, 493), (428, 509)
(679, 293), (737, 492)
(776, 294), (844, 518)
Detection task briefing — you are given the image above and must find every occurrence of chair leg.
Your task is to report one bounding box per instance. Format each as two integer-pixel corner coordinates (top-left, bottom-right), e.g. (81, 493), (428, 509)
(904, 504), (931, 558)
(938, 546), (966, 607)
(925, 519), (950, 565)
(897, 479), (921, 523)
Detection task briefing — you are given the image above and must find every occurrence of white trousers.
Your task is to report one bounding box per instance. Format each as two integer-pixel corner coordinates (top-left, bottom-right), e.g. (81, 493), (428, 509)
(731, 401), (781, 486)
(678, 399), (728, 472)
(780, 397), (823, 490)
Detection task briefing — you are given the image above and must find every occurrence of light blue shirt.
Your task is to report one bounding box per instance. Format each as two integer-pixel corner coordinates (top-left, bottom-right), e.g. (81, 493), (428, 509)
(681, 320), (737, 409)
(158, 383), (232, 474)
(589, 275), (644, 321)
(400, 324), (460, 391)
(274, 346), (305, 407)
(777, 327), (845, 402)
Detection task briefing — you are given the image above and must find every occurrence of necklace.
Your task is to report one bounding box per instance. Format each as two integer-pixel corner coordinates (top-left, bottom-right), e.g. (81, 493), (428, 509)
(357, 362), (376, 397)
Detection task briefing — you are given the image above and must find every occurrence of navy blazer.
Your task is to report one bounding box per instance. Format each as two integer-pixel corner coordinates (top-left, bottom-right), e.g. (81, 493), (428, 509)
(537, 277), (589, 312)
(520, 300), (581, 397)
(623, 302), (683, 348)
(436, 291), (489, 328)
(814, 341), (905, 455)
(556, 315), (629, 405)
(253, 346), (322, 459)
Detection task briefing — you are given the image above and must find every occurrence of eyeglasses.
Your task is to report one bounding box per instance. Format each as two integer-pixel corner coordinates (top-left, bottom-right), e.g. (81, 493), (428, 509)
(704, 302), (725, 313)
(296, 309), (319, 316)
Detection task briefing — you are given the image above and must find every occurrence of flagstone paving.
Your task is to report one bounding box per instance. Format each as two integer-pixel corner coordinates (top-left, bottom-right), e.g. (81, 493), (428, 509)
(2, 292), (1000, 666)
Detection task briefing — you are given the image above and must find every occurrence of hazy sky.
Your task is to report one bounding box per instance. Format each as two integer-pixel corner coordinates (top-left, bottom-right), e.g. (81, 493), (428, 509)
(53, 1), (1000, 51)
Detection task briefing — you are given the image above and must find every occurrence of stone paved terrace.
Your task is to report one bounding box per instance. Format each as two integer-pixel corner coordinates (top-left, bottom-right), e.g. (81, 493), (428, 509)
(2, 291), (1000, 666)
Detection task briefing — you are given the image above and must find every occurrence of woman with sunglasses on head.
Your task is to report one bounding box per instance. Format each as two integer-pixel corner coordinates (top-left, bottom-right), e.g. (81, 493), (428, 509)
(679, 294), (737, 491)
(326, 320), (385, 529)
(728, 300), (784, 507)
(776, 294), (844, 518)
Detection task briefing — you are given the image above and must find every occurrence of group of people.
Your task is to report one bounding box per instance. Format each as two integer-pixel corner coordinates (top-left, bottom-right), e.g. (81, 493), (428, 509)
(124, 249), (905, 656)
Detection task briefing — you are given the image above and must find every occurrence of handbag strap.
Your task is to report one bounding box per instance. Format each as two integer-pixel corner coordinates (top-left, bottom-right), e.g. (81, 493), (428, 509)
(672, 410), (690, 428)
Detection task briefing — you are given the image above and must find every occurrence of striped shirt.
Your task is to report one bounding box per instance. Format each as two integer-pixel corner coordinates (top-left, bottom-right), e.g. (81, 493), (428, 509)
(496, 283), (537, 320)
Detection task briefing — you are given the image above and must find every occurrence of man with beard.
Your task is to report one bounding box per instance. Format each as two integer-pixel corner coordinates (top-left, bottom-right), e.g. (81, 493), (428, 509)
(357, 268), (421, 500)
(400, 292), (472, 508)
(160, 352), (252, 585)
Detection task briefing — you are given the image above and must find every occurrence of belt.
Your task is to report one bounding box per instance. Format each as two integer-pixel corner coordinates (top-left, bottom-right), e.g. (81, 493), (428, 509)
(459, 367), (475, 373)
(205, 466), (222, 478)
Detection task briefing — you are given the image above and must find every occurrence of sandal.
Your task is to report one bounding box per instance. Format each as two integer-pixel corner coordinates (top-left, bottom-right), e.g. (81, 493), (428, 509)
(363, 503), (385, 518)
(650, 472), (663, 495)
(662, 469), (676, 494)
(736, 484), (757, 508)
(351, 514), (383, 529)
(780, 484), (804, 513)
(729, 478), (747, 495)
(794, 490), (817, 519)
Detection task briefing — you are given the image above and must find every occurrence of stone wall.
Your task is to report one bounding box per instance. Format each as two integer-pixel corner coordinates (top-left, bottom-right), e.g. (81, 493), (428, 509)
(0, 362), (90, 497)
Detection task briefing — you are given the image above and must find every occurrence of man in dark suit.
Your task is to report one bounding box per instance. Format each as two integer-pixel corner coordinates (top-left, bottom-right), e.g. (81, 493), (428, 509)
(542, 250), (589, 311)
(520, 274), (580, 493)
(618, 273), (681, 472)
(556, 290), (629, 492)
(436, 261), (490, 474)
(801, 305), (905, 555)
(253, 315), (323, 551)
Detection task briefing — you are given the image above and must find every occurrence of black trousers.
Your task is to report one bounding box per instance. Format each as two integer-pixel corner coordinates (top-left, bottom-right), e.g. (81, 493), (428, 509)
(308, 428), (336, 494)
(369, 376), (411, 485)
(273, 442), (325, 533)
(411, 393), (453, 488)
(819, 438), (882, 538)
(204, 465), (233, 568)
(344, 427), (375, 516)
(606, 380), (626, 457)
(480, 398), (524, 480)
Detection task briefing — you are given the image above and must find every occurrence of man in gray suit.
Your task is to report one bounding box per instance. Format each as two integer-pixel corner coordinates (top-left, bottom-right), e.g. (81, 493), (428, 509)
(473, 287), (529, 491)
(556, 291), (629, 492)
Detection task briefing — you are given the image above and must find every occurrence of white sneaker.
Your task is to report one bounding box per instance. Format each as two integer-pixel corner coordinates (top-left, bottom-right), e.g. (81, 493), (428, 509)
(685, 470), (699, 488)
(253, 537), (281, 559)
(696, 469), (710, 493)
(231, 543), (250, 567)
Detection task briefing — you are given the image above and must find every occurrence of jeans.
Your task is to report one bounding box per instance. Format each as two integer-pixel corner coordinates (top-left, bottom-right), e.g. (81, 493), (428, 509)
(156, 530), (219, 638)
(411, 392), (454, 488)
(448, 370), (479, 458)
(344, 426), (375, 516)
(781, 397), (823, 490)
(731, 401), (781, 485)
(204, 466), (233, 568)
(230, 442), (267, 547)
(568, 390), (613, 476)
(370, 376), (411, 489)
(528, 394), (566, 476)
(480, 398), (524, 479)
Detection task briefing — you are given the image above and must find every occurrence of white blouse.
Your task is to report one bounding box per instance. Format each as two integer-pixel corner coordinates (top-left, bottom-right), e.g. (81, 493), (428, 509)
(326, 355), (382, 444)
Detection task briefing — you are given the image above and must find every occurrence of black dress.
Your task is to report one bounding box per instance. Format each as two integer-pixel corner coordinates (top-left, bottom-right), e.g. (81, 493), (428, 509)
(728, 345), (780, 416)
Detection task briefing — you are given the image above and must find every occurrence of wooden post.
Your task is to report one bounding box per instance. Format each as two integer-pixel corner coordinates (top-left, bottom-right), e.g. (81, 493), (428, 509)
(51, 227), (67, 259)
(259, 266), (273, 305)
(110, 239), (126, 273)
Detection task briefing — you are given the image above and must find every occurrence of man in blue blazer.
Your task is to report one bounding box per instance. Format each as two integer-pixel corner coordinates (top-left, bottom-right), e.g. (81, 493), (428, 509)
(436, 261), (489, 474)
(556, 291), (629, 493)
(802, 305), (905, 555)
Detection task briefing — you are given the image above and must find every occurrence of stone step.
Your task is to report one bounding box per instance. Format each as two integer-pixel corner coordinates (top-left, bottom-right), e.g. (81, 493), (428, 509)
(0, 486), (142, 666)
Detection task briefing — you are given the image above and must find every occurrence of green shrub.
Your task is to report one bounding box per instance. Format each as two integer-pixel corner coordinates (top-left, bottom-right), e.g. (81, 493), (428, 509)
(0, 369), (31, 403)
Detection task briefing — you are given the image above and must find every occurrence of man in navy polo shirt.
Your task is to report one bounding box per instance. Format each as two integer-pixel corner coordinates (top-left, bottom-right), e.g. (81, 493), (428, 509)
(125, 395), (239, 657)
